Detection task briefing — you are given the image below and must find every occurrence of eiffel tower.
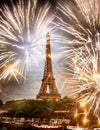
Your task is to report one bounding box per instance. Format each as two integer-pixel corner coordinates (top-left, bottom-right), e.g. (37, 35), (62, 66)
(36, 33), (61, 99)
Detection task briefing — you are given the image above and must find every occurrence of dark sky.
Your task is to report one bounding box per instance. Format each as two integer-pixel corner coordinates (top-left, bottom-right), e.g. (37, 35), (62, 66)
(0, 0), (57, 6)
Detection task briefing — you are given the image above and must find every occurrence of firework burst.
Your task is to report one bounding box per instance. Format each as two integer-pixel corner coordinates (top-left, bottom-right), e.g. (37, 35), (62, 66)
(0, 0), (56, 82)
(57, 0), (100, 117)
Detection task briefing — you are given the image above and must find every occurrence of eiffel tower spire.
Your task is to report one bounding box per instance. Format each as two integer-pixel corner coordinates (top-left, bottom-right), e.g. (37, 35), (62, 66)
(36, 33), (61, 99)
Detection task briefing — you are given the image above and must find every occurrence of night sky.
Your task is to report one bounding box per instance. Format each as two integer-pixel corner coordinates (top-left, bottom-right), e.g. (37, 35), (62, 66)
(0, 0), (66, 102)
(0, 0), (57, 6)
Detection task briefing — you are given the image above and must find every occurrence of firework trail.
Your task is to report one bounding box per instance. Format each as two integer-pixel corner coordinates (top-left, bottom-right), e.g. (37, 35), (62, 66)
(0, 0), (56, 83)
(57, 0), (100, 118)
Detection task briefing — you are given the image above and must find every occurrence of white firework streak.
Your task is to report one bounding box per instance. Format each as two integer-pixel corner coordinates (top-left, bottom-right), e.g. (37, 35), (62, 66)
(0, 0), (56, 82)
(57, 0), (100, 118)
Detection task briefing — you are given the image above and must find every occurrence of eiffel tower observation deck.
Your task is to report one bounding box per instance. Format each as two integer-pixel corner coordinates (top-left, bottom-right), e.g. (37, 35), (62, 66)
(36, 33), (61, 100)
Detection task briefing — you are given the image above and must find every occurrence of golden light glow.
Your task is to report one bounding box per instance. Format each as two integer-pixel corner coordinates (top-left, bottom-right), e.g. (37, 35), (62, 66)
(80, 102), (86, 108)
(98, 119), (100, 126)
(83, 117), (89, 125)
(74, 113), (78, 118)
(48, 54), (51, 58)
(7, 65), (18, 74)
(74, 110), (78, 118)
(1, 62), (21, 83)
(4, 64), (18, 73)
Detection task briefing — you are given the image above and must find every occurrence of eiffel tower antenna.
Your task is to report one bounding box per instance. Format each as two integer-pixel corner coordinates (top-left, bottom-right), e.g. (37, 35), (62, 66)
(36, 33), (61, 100)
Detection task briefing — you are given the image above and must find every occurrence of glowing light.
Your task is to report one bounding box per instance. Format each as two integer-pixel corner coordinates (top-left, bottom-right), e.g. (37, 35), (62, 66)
(80, 102), (86, 108)
(98, 119), (100, 126)
(74, 109), (78, 118)
(0, 61), (24, 83)
(47, 54), (51, 58)
(0, 0), (56, 82)
(83, 117), (89, 125)
(57, 0), (100, 117)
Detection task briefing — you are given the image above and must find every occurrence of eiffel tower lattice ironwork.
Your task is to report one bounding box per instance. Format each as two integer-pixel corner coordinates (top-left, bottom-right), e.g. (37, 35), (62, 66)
(36, 33), (61, 99)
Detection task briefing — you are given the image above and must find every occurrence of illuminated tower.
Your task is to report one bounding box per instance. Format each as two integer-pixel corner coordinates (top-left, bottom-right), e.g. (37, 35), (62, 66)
(36, 33), (61, 100)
